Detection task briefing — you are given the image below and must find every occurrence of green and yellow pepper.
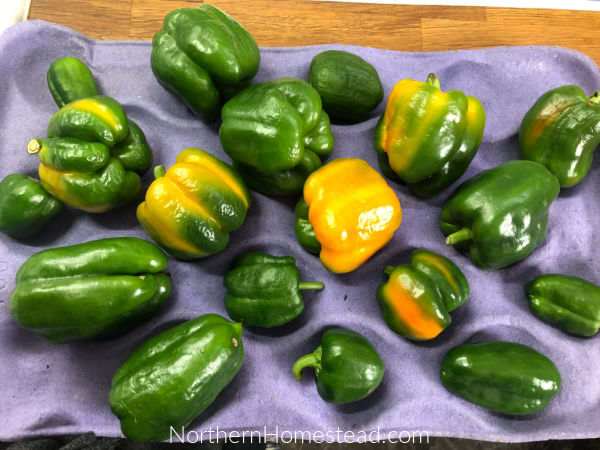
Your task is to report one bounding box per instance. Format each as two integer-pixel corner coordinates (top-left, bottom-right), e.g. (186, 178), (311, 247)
(137, 148), (251, 260)
(520, 85), (600, 187)
(374, 73), (485, 197)
(220, 77), (334, 195)
(377, 249), (469, 340)
(9, 238), (170, 343)
(110, 314), (244, 442)
(440, 160), (560, 270)
(151, 5), (260, 121)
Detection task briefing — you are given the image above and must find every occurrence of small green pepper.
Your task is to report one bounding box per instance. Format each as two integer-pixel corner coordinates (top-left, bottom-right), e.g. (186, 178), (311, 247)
(47, 56), (98, 107)
(293, 327), (384, 404)
(224, 252), (324, 327)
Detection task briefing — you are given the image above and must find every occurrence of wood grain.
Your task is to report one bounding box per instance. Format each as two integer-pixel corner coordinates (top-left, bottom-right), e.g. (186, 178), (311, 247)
(28, 0), (600, 67)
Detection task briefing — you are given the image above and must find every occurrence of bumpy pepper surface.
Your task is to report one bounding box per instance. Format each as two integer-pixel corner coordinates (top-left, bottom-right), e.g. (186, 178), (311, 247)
(137, 148), (251, 260)
(377, 249), (469, 340)
(441, 341), (561, 415)
(0, 174), (62, 238)
(440, 160), (560, 270)
(109, 314), (244, 442)
(293, 327), (384, 404)
(9, 238), (170, 343)
(47, 56), (98, 107)
(224, 252), (324, 327)
(297, 158), (402, 273)
(526, 274), (600, 337)
(220, 77), (334, 195)
(151, 5), (260, 121)
(374, 73), (486, 197)
(519, 86), (600, 187)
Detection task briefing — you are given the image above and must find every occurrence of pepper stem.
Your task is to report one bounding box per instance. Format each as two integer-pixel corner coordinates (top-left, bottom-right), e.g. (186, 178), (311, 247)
(27, 139), (42, 154)
(589, 91), (600, 105)
(153, 166), (166, 179)
(426, 73), (440, 89)
(292, 346), (322, 381)
(383, 266), (395, 277)
(445, 228), (473, 246)
(298, 281), (324, 291)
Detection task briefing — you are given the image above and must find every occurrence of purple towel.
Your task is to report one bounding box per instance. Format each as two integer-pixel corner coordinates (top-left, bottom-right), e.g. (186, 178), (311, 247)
(1, 19), (599, 443)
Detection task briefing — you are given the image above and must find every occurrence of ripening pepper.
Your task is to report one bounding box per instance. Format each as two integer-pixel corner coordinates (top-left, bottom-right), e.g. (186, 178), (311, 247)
(0, 174), (62, 238)
(293, 327), (384, 404)
(526, 274), (600, 337)
(440, 160), (560, 270)
(220, 77), (334, 196)
(109, 314), (244, 442)
(519, 86), (600, 187)
(223, 252), (324, 327)
(374, 73), (485, 197)
(9, 238), (171, 343)
(377, 249), (469, 340)
(137, 148), (251, 260)
(47, 56), (98, 107)
(441, 341), (561, 415)
(151, 5), (260, 121)
(297, 158), (402, 273)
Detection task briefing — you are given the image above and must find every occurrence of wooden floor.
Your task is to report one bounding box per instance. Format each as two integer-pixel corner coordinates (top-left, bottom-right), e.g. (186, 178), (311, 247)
(28, 0), (600, 67)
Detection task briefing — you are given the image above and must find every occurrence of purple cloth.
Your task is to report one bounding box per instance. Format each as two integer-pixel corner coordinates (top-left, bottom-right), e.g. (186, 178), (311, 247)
(1, 19), (599, 443)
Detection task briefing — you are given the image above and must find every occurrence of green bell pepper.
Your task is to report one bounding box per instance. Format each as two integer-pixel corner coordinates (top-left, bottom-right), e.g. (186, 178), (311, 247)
(293, 327), (384, 404)
(441, 341), (561, 415)
(440, 160), (560, 270)
(109, 314), (244, 442)
(151, 5), (260, 121)
(519, 85), (600, 187)
(9, 238), (170, 343)
(294, 197), (321, 254)
(526, 274), (600, 337)
(377, 249), (469, 340)
(0, 174), (62, 238)
(47, 56), (98, 108)
(223, 252), (324, 327)
(220, 77), (334, 195)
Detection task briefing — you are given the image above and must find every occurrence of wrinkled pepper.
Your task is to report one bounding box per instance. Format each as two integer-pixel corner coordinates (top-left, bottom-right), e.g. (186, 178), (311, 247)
(151, 5), (260, 121)
(519, 86), (600, 187)
(220, 77), (334, 195)
(137, 148), (251, 260)
(0, 174), (62, 238)
(109, 314), (244, 442)
(9, 238), (170, 343)
(526, 274), (600, 337)
(223, 252), (324, 327)
(293, 327), (384, 404)
(441, 341), (561, 415)
(297, 158), (402, 273)
(440, 160), (560, 270)
(47, 56), (98, 107)
(377, 249), (469, 340)
(374, 73), (485, 197)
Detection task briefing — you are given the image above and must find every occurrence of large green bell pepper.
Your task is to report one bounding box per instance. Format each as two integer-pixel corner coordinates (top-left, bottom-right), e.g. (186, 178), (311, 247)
(519, 85), (600, 187)
(109, 314), (244, 442)
(440, 341), (561, 415)
(151, 5), (260, 121)
(224, 252), (324, 327)
(526, 274), (600, 337)
(220, 77), (334, 195)
(0, 174), (62, 238)
(293, 327), (384, 404)
(47, 56), (98, 108)
(9, 238), (170, 343)
(440, 160), (560, 270)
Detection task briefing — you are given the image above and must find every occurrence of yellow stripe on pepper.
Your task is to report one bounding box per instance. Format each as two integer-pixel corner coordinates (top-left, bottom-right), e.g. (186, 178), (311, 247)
(64, 98), (124, 135)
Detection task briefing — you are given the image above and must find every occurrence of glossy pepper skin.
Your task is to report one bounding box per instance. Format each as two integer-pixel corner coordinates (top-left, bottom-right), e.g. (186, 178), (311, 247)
(47, 56), (98, 107)
(223, 252), (324, 327)
(520, 86), (600, 187)
(9, 238), (170, 343)
(526, 274), (600, 337)
(0, 174), (62, 238)
(151, 5), (260, 121)
(374, 73), (485, 197)
(440, 160), (560, 270)
(109, 314), (243, 442)
(220, 77), (334, 196)
(294, 198), (321, 255)
(293, 328), (384, 404)
(441, 341), (561, 415)
(377, 249), (469, 340)
(137, 148), (251, 260)
(298, 158), (402, 273)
